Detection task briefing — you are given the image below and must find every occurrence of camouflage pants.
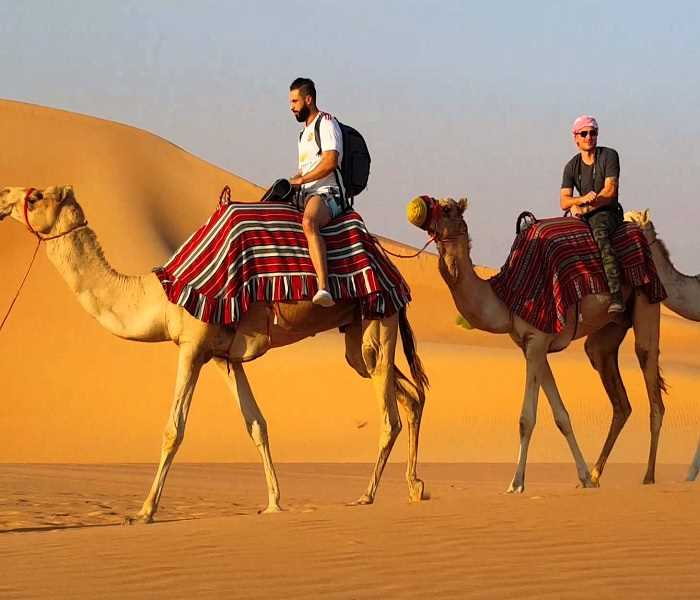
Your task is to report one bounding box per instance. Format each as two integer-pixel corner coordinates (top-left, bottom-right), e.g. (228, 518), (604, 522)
(586, 209), (623, 302)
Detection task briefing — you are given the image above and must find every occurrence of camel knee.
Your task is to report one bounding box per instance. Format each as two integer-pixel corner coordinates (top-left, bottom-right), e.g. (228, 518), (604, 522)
(553, 413), (573, 436)
(634, 344), (659, 371)
(519, 415), (536, 438)
(162, 427), (183, 453)
(249, 419), (269, 448)
(614, 403), (632, 424)
(650, 402), (665, 430)
(379, 418), (402, 447)
(362, 342), (386, 375)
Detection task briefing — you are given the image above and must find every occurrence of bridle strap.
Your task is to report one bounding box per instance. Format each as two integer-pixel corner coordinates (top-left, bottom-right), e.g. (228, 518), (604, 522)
(23, 187), (88, 241)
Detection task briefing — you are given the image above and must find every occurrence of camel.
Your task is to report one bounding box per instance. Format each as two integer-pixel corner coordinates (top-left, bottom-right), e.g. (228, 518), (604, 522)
(0, 185), (429, 523)
(625, 209), (700, 481)
(407, 196), (666, 492)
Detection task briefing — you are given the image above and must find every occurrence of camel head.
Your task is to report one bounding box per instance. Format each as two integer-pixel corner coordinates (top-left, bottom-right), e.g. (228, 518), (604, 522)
(406, 195), (469, 240)
(624, 209), (656, 242)
(407, 195), (470, 284)
(0, 185), (82, 236)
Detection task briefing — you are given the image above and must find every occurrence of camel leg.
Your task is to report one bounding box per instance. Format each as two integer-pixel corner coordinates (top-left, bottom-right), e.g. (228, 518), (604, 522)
(507, 341), (542, 494)
(395, 368), (426, 502)
(688, 437), (700, 482)
(539, 361), (596, 488)
(215, 359), (281, 513)
(632, 293), (665, 484)
(584, 323), (632, 484)
(125, 344), (204, 524)
(350, 315), (402, 505)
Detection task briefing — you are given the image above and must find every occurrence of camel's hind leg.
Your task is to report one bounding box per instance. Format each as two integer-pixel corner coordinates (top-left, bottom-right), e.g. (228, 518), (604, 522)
(351, 314), (401, 505)
(688, 437), (700, 482)
(126, 344), (204, 524)
(214, 359), (281, 513)
(395, 367), (426, 502)
(539, 360), (596, 488)
(584, 322), (632, 484)
(633, 291), (665, 484)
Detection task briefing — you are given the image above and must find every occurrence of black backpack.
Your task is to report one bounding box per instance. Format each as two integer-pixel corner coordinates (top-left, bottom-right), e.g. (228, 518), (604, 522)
(313, 113), (371, 203)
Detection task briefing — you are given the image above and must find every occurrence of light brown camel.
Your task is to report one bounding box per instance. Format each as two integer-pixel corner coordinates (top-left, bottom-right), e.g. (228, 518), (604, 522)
(407, 196), (666, 492)
(0, 185), (429, 523)
(625, 209), (700, 481)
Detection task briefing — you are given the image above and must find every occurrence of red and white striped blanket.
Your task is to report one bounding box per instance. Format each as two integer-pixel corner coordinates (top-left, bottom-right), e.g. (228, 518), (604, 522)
(489, 217), (666, 333)
(154, 202), (411, 326)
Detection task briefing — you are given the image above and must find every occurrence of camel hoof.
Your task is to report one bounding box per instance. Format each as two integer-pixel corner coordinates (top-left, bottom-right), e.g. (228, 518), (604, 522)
(642, 476), (655, 485)
(687, 469), (699, 482)
(123, 513), (153, 526)
(505, 484), (524, 494)
(408, 479), (427, 502)
(578, 478), (599, 489)
(348, 494), (374, 506)
(259, 504), (283, 514)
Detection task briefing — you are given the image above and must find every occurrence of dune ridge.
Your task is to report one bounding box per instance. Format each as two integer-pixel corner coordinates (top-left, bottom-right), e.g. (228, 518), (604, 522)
(1, 98), (698, 467)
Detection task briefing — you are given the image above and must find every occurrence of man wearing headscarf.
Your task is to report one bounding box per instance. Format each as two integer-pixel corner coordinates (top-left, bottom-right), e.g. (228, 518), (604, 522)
(560, 115), (624, 314)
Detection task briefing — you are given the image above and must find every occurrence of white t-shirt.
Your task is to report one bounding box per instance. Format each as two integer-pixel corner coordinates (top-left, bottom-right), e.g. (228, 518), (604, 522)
(297, 112), (344, 195)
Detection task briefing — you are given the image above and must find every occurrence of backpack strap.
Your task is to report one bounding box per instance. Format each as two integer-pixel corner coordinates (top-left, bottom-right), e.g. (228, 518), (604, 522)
(314, 113), (323, 156)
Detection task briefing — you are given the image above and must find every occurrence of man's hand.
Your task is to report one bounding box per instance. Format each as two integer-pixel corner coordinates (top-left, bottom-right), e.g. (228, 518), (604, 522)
(289, 175), (303, 187)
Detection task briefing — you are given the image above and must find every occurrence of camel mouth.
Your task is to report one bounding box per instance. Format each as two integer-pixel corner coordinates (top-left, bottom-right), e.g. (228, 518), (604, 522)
(0, 207), (11, 221)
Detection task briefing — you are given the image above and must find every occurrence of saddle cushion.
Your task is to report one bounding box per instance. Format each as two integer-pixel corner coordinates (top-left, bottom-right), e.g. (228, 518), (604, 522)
(489, 217), (666, 333)
(154, 202), (411, 326)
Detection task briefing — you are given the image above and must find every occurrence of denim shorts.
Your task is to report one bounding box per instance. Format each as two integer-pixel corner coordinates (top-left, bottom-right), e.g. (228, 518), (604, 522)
(301, 188), (347, 219)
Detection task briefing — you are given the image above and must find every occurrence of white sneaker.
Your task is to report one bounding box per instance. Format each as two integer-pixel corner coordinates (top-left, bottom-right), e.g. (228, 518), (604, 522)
(312, 289), (335, 307)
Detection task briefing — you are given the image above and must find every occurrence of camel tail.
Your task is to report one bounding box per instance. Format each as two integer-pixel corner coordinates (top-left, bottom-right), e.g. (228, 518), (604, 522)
(398, 306), (429, 402)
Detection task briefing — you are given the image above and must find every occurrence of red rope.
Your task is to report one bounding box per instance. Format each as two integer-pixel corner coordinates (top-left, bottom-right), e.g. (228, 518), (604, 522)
(373, 235), (436, 259)
(0, 239), (41, 333)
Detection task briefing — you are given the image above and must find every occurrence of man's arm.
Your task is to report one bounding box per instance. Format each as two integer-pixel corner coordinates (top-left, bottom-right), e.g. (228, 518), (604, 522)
(561, 187), (597, 214)
(289, 150), (339, 186)
(589, 176), (618, 208)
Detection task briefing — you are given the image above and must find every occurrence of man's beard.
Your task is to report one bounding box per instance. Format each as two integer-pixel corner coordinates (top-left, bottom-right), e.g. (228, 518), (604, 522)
(294, 105), (310, 123)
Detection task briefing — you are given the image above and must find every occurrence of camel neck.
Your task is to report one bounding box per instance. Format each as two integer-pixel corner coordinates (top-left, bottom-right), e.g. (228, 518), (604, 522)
(438, 237), (512, 334)
(44, 226), (165, 340)
(646, 234), (700, 320)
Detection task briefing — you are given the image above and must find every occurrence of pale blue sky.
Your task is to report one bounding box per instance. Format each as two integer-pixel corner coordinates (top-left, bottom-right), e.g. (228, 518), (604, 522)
(2, 1), (699, 271)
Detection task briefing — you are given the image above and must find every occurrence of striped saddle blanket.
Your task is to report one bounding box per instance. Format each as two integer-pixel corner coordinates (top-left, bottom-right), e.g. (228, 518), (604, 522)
(154, 202), (411, 326)
(489, 217), (666, 334)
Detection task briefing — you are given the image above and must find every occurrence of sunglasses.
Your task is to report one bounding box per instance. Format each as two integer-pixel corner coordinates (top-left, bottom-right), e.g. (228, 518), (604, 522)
(577, 129), (598, 139)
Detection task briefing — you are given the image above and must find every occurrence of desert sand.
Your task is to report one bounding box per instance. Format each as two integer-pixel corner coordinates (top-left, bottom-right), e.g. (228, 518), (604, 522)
(1, 99), (699, 598)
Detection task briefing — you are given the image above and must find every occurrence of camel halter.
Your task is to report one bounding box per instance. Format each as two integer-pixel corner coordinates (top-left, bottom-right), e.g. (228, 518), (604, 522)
(0, 188), (89, 334)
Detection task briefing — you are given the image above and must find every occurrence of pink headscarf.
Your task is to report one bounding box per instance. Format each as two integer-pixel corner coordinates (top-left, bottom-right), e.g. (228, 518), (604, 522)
(571, 115), (599, 134)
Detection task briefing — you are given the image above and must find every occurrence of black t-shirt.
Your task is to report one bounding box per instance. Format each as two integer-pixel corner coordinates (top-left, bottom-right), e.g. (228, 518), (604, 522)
(561, 146), (620, 198)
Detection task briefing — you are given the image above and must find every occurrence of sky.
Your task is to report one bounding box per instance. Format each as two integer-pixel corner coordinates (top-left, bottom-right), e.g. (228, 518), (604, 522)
(1, 0), (699, 271)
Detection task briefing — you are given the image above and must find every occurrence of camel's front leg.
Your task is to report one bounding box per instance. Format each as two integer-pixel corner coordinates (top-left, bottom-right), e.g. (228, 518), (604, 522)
(215, 359), (281, 513)
(351, 317), (401, 506)
(540, 361), (596, 488)
(633, 293), (664, 485)
(687, 437), (700, 482)
(506, 339), (547, 494)
(125, 344), (204, 524)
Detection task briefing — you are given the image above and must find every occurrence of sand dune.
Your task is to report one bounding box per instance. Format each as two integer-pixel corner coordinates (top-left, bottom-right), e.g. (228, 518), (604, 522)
(2, 98), (699, 600)
(1, 98), (699, 468)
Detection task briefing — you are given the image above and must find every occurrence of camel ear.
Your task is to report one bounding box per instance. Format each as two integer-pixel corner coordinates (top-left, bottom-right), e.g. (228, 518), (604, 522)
(60, 185), (74, 203)
(457, 197), (468, 213)
(642, 208), (651, 223)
